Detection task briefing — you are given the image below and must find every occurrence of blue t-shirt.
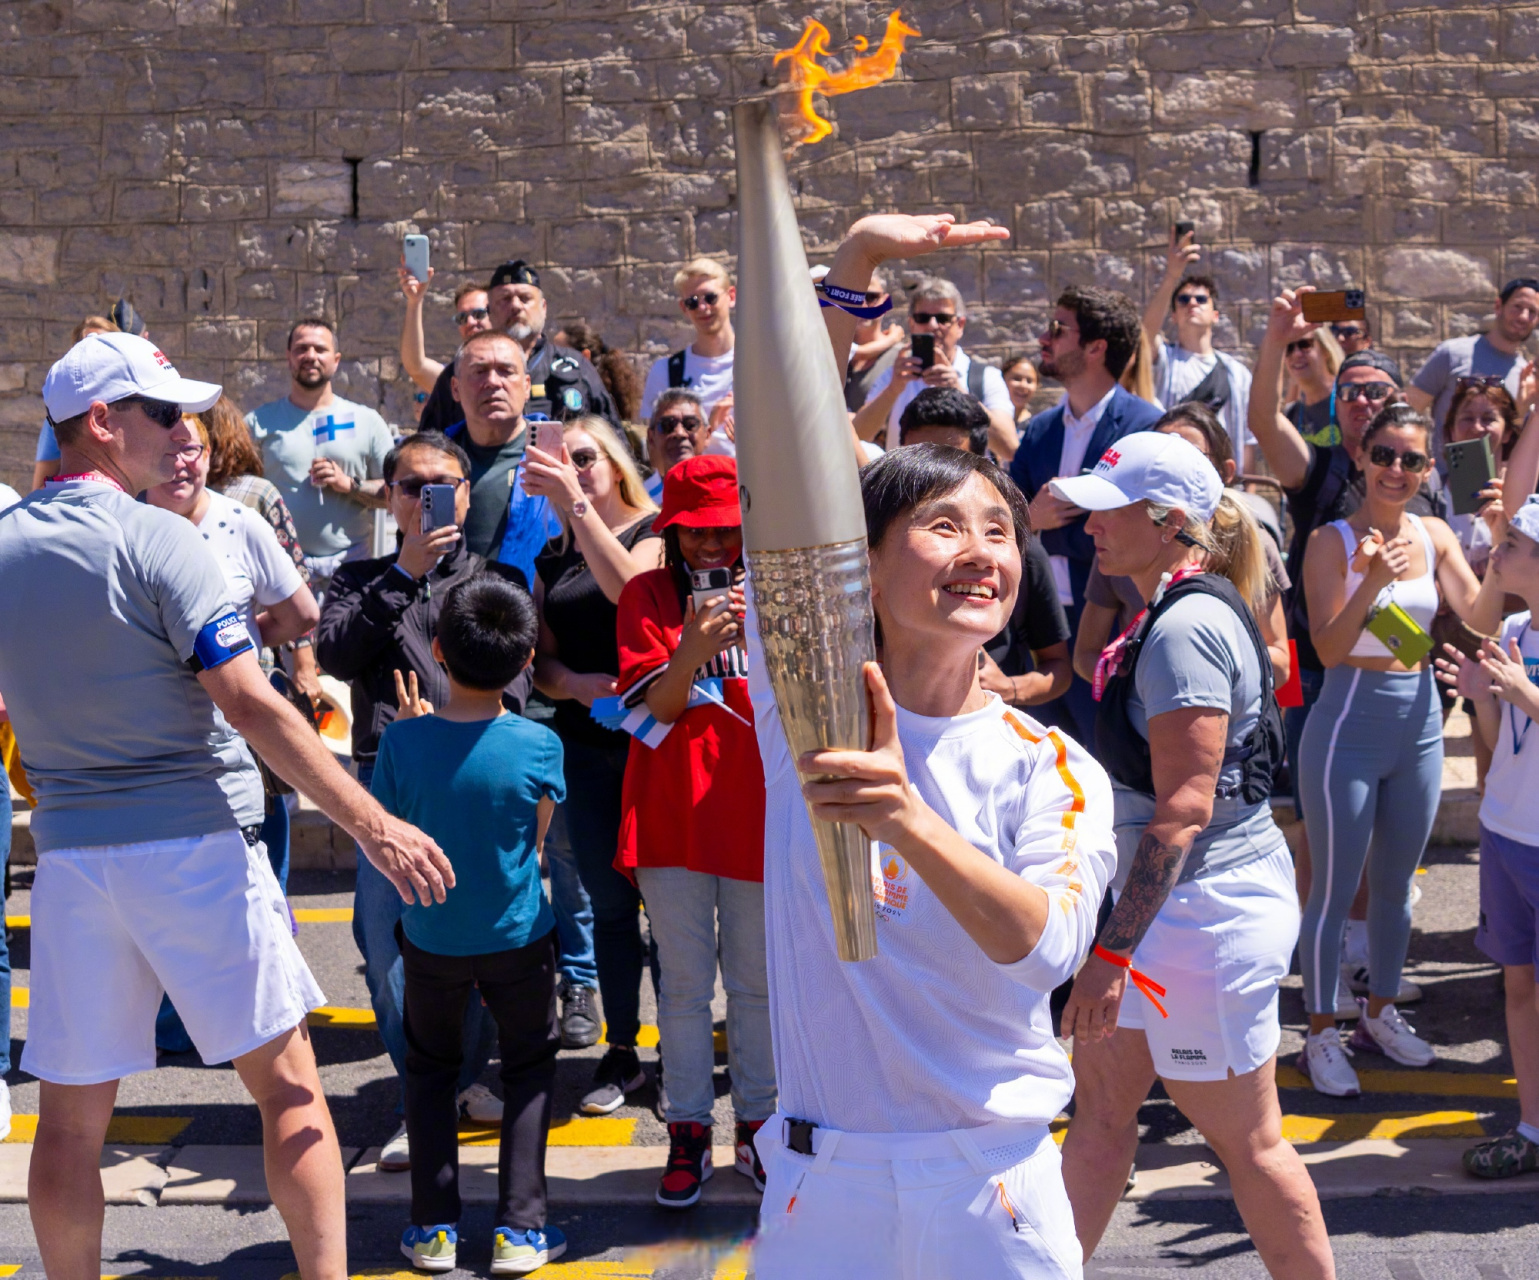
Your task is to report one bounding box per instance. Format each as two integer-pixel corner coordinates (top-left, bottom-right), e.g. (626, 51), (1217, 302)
(370, 712), (565, 956)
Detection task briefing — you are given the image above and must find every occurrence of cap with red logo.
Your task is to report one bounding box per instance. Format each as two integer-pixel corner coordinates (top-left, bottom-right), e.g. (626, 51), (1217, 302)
(42, 332), (222, 424)
(1048, 429), (1222, 521)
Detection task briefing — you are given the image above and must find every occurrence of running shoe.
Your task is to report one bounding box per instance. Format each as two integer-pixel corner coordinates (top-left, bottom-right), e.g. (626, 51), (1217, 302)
(559, 981), (602, 1050)
(581, 1046), (647, 1116)
(458, 1082), (504, 1124)
(656, 1121), (713, 1209)
(1351, 1000), (1436, 1066)
(379, 1122), (411, 1172)
(1345, 966), (1422, 1003)
(1463, 1131), (1539, 1180)
(401, 1223), (457, 1272)
(1334, 978), (1361, 1020)
(491, 1225), (567, 1274)
(1301, 1027), (1360, 1097)
(734, 1119), (767, 1191)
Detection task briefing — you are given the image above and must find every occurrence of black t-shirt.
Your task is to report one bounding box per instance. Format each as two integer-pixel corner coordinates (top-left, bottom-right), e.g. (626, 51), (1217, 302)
(461, 433), (528, 560)
(985, 537), (1072, 676)
(535, 515), (659, 748)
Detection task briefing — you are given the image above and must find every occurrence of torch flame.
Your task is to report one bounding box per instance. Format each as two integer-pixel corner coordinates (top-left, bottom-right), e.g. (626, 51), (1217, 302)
(774, 11), (921, 147)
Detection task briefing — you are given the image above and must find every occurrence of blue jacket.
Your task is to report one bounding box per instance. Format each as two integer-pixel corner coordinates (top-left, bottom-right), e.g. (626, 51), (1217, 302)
(1009, 385), (1163, 608)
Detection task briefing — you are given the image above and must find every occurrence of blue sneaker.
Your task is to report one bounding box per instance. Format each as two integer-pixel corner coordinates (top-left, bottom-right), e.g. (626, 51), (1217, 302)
(491, 1225), (567, 1275)
(401, 1223), (457, 1272)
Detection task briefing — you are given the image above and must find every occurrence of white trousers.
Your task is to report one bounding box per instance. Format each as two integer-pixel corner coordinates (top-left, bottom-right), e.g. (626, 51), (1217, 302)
(751, 1115), (1082, 1279)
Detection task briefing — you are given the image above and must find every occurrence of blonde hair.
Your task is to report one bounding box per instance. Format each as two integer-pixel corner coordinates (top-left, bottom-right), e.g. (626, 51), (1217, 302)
(673, 258), (732, 292)
(72, 315), (117, 344)
(555, 415), (656, 551)
(1119, 329), (1157, 403)
(1147, 491), (1269, 618)
(1283, 325), (1344, 404)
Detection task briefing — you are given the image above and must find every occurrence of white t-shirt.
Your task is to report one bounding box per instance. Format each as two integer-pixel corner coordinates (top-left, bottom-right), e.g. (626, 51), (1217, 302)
(1479, 611), (1539, 846)
(0, 483), (19, 513)
(641, 346), (734, 420)
(862, 347), (1015, 437)
(193, 489), (306, 652)
(1152, 339), (1254, 460)
(745, 584), (1116, 1133)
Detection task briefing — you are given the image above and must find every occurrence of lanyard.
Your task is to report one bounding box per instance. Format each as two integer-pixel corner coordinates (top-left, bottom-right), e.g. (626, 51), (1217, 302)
(1091, 564), (1204, 702)
(48, 471), (125, 492)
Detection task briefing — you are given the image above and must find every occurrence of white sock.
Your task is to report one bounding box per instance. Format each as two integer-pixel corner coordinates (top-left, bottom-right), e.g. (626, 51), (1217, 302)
(1518, 1121), (1539, 1145)
(1344, 919), (1369, 968)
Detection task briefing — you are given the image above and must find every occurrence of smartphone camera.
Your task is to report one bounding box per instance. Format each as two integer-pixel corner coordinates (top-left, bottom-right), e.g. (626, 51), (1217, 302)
(910, 333), (936, 370)
(690, 567), (733, 617)
(419, 483), (458, 533)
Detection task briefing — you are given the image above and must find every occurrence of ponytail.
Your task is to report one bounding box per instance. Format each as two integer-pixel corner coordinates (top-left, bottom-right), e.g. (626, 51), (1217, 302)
(1203, 492), (1269, 618)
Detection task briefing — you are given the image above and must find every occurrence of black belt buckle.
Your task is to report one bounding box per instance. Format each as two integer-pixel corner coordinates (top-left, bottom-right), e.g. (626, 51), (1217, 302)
(786, 1118), (817, 1156)
(241, 824), (263, 848)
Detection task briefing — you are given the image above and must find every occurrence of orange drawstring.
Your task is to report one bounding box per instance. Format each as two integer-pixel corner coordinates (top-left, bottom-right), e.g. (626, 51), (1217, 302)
(1093, 944), (1169, 1018)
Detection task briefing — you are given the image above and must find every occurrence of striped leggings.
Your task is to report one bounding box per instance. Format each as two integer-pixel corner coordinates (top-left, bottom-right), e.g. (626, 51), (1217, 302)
(1297, 665), (1442, 1016)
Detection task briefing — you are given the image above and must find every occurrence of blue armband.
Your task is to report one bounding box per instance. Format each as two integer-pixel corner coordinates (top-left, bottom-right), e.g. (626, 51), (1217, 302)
(188, 612), (254, 672)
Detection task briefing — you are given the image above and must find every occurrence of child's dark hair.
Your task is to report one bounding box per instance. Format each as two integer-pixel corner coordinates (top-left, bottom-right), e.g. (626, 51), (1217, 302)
(1360, 399), (1429, 452)
(861, 443), (1031, 556)
(436, 573), (537, 691)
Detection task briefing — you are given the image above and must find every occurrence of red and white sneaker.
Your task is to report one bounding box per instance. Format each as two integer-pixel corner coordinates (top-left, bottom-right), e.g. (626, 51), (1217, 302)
(656, 1122), (713, 1209)
(734, 1119), (767, 1192)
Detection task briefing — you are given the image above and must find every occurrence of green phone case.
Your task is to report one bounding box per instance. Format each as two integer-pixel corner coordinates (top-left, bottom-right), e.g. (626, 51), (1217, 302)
(1365, 602), (1434, 667)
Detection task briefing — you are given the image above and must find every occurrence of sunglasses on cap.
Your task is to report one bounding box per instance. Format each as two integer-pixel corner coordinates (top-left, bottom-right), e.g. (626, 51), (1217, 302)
(1338, 382), (1396, 404)
(390, 475), (468, 498)
(1174, 292), (1211, 307)
(653, 414), (704, 434)
(1456, 374), (1508, 393)
(1286, 337), (1316, 354)
(111, 396), (183, 428)
(911, 312), (957, 326)
(1368, 444), (1429, 473)
(682, 292), (720, 311)
(453, 307), (489, 325)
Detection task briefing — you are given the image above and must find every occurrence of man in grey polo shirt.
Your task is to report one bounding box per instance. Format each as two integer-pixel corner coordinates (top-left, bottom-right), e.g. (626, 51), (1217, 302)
(0, 332), (451, 1280)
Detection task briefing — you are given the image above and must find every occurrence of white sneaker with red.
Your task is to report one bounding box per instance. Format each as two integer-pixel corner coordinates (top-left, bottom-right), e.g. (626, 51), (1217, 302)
(656, 1122), (712, 1209)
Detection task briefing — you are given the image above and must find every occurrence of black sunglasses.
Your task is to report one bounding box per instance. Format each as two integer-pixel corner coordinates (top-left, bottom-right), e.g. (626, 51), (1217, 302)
(111, 396), (183, 428)
(390, 475), (468, 497)
(864, 290), (886, 304)
(1175, 292), (1211, 306)
(1286, 337), (1316, 354)
(453, 307), (489, 325)
(1368, 444), (1429, 473)
(569, 449), (600, 470)
(1331, 323), (1365, 338)
(653, 414), (704, 434)
(1044, 318), (1077, 340)
(1456, 374), (1508, 393)
(682, 292), (720, 311)
(911, 312), (956, 326)
(1339, 383), (1396, 404)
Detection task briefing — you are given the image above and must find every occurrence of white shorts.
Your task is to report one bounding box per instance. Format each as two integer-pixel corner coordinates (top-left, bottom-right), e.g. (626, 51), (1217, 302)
(751, 1115), (1081, 1280)
(1116, 843), (1299, 1082)
(21, 829), (325, 1085)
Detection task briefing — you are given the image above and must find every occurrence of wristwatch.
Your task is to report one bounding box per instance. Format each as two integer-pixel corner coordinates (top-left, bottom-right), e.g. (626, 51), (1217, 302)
(571, 499), (589, 519)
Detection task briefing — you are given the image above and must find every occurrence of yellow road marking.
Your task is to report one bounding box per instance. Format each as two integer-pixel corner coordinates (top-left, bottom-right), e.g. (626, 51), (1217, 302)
(0, 1267), (20, 1278)
(1280, 1110), (1485, 1142)
(307, 1006), (375, 1029)
(3, 917), (25, 929)
(293, 907), (353, 923)
(1276, 1064), (1517, 1099)
(456, 1115), (638, 1147)
(618, 1024), (724, 1052)
(286, 1267), (654, 1280)
(10, 989), (25, 1009)
(7, 1115), (191, 1144)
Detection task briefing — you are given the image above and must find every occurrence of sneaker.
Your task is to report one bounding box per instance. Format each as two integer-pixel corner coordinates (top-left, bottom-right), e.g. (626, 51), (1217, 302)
(1463, 1131), (1539, 1180)
(1351, 999), (1436, 1067)
(656, 1121), (712, 1209)
(580, 1046), (646, 1116)
(0, 1080), (10, 1142)
(1301, 1027), (1360, 1097)
(379, 1122), (411, 1173)
(491, 1225), (567, 1275)
(734, 1119), (766, 1192)
(400, 1223), (456, 1272)
(559, 981), (601, 1050)
(458, 1082), (504, 1124)
(1345, 966), (1423, 1003)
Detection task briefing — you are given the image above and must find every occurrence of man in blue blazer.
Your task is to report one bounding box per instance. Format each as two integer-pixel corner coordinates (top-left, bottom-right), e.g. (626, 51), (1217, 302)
(1010, 285), (1163, 740)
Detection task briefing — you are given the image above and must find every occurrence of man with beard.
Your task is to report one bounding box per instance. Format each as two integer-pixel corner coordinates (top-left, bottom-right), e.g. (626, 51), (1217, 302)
(1008, 286), (1162, 740)
(418, 260), (619, 435)
(246, 318), (393, 587)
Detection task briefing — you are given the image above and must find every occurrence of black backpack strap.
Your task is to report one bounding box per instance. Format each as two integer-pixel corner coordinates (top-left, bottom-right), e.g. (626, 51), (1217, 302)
(1184, 355), (1233, 413)
(667, 349), (688, 388)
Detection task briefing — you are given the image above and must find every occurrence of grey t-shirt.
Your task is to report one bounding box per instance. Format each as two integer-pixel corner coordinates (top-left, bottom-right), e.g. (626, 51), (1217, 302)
(1411, 334), (1525, 446)
(246, 395), (394, 558)
(0, 482), (264, 852)
(1111, 592), (1286, 886)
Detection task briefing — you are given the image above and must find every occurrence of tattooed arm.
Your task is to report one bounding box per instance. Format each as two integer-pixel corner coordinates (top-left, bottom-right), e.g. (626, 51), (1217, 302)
(1061, 706), (1228, 1044)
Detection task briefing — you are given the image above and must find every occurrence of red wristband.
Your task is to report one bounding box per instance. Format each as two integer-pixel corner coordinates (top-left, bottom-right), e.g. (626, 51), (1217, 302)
(1092, 944), (1169, 1018)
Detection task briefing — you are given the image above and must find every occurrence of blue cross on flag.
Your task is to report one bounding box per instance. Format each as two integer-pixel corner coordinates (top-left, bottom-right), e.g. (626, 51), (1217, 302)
(312, 414), (354, 442)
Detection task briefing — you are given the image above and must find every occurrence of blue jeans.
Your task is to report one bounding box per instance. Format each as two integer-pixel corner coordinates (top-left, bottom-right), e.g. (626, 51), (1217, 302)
(0, 783), (11, 1076)
(353, 760), (493, 1109)
(545, 804), (598, 990)
(262, 792), (290, 895)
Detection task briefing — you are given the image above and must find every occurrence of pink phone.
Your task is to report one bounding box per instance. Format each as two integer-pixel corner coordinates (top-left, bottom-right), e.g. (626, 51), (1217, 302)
(534, 421), (564, 457)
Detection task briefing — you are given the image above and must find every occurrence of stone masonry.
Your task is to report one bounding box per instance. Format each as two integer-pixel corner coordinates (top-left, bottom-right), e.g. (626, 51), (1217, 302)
(2, 0), (1538, 487)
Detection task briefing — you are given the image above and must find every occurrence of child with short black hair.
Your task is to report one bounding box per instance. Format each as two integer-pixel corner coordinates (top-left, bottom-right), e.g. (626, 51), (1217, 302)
(371, 573), (568, 1273)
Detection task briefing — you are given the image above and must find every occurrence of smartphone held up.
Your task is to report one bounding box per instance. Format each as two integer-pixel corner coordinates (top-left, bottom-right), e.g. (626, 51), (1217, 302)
(403, 234), (430, 284)
(419, 482), (459, 534)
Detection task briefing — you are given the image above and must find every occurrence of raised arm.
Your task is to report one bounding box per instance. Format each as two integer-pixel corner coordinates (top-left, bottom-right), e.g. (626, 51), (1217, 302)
(398, 266), (444, 394)
(1248, 288), (1318, 491)
(1142, 227), (1200, 353)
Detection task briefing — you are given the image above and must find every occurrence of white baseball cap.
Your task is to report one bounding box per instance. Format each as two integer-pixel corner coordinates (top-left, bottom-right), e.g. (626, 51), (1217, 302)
(42, 332), (221, 424)
(1511, 495), (1539, 544)
(1049, 430), (1224, 522)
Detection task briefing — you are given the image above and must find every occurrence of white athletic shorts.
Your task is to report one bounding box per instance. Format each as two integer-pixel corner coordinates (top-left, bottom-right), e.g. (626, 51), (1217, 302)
(1117, 843), (1299, 1082)
(21, 829), (325, 1085)
(751, 1114), (1081, 1279)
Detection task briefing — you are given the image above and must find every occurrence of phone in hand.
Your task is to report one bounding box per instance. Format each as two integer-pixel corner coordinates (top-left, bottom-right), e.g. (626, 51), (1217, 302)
(419, 483), (458, 533)
(910, 333), (936, 371)
(534, 421), (565, 458)
(1173, 219), (1195, 243)
(1366, 602), (1434, 668)
(402, 234), (430, 284)
(690, 567), (733, 618)
(1301, 289), (1366, 324)
(1445, 436), (1497, 517)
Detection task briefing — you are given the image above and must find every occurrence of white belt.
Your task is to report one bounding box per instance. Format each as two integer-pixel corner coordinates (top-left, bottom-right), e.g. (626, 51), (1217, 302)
(779, 1115), (1050, 1175)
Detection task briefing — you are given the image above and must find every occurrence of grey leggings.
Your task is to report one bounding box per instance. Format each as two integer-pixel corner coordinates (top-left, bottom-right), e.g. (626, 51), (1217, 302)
(1297, 665), (1442, 1016)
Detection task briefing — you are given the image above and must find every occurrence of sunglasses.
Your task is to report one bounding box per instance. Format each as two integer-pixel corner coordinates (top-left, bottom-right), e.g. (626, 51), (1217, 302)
(1175, 292), (1211, 307)
(112, 396), (182, 428)
(390, 476), (468, 498)
(1456, 375), (1508, 393)
(911, 312), (956, 326)
(1368, 444), (1429, 473)
(1286, 337), (1316, 354)
(453, 307), (490, 325)
(1339, 382), (1396, 403)
(682, 292), (720, 311)
(1044, 318), (1077, 340)
(864, 291), (886, 304)
(654, 415), (704, 434)
(569, 449), (600, 470)
(1331, 324), (1365, 338)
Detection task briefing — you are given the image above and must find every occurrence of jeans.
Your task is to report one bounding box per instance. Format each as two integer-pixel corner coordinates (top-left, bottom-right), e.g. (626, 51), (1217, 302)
(634, 866), (775, 1126)
(561, 740), (652, 1049)
(353, 760), (494, 1109)
(401, 926), (558, 1230)
(0, 783), (11, 1076)
(544, 805), (597, 991)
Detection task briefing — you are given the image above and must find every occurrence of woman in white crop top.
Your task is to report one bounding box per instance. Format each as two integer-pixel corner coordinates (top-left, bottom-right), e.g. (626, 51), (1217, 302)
(1296, 403), (1500, 1097)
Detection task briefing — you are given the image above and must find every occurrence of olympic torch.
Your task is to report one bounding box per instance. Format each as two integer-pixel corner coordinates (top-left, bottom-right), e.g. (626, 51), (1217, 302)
(732, 98), (879, 962)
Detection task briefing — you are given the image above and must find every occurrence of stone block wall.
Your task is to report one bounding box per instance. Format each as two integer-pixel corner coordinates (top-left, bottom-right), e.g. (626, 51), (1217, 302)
(2, 0), (1538, 487)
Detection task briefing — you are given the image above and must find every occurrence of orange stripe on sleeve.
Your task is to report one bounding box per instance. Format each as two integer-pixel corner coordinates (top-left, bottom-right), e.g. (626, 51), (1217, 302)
(1046, 730), (1086, 829)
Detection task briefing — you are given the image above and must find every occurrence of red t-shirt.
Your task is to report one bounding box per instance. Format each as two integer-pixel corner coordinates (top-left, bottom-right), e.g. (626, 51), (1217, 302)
(614, 568), (765, 883)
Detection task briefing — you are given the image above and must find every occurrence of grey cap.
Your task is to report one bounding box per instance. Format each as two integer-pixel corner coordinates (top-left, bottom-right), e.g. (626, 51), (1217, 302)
(1337, 350), (1403, 388)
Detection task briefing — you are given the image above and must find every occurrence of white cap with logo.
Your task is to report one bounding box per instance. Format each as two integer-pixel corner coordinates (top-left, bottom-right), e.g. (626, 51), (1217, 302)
(42, 332), (222, 424)
(1049, 430), (1224, 522)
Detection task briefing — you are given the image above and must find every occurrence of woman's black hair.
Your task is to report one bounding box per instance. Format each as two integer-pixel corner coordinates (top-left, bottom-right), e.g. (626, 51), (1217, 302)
(1360, 399), (1431, 452)
(861, 444), (1031, 555)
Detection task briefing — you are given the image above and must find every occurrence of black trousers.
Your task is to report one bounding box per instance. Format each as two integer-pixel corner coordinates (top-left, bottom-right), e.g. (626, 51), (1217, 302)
(399, 924), (559, 1229)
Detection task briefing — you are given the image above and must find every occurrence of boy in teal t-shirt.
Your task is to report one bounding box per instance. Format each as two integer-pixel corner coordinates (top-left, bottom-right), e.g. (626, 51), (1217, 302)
(370, 574), (567, 1275)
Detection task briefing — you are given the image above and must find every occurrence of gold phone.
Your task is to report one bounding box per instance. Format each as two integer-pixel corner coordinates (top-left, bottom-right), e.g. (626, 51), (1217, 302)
(1301, 289), (1366, 323)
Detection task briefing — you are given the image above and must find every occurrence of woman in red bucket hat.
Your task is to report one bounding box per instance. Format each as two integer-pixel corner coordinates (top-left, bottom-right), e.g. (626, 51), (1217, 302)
(612, 454), (774, 1209)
